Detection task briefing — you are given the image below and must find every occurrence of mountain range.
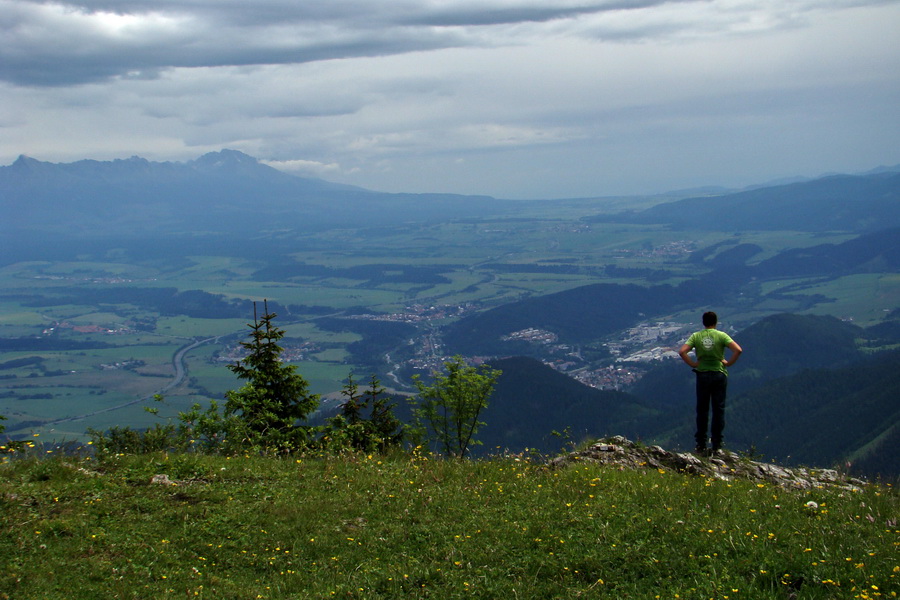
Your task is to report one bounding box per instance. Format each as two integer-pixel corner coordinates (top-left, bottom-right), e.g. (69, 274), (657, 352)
(589, 169), (900, 232)
(5, 151), (900, 238)
(1, 150), (503, 237)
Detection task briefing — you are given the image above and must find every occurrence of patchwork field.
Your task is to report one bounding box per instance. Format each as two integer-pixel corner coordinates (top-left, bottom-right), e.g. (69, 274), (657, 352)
(0, 206), (893, 441)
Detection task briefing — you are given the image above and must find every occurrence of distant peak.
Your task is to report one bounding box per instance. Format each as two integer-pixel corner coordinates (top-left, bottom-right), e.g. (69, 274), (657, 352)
(8, 155), (47, 172)
(12, 154), (40, 166)
(192, 149), (259, 167)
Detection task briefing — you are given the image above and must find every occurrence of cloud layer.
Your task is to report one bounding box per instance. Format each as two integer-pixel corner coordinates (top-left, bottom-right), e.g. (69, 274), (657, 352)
(3, 0), (899, 197)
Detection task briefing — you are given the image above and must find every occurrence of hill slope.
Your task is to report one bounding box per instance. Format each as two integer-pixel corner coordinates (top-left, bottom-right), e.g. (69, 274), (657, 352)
(631, 313), (869, 410)
(752, 226), (900, 277)
(318, 357), (654, 457)
(631, 315), (900, 478)
(589, 171), (900, 232)
(1, 450), (895, 599)
(444, 228), (900, 356)
(475, 357), (654, 455)
(726, 349), (900, 478)
(443, 282), (693, 355)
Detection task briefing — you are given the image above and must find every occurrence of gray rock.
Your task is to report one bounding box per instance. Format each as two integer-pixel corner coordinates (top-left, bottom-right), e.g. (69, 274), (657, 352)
(549, 436), (864, 491)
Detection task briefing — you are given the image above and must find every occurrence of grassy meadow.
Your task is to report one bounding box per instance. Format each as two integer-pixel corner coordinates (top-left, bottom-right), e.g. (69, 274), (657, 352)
(0, 449), (897, 599)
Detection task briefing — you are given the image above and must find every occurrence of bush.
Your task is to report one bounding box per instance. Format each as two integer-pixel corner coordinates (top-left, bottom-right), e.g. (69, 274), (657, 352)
(412, 356), (501, 458)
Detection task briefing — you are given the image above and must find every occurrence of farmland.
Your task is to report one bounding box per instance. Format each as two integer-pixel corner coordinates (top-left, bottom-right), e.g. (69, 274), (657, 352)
(0, 197), (894, 442)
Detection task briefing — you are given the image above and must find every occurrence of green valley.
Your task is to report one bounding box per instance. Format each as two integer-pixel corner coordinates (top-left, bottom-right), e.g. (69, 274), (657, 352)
(1, 153), (898, 477)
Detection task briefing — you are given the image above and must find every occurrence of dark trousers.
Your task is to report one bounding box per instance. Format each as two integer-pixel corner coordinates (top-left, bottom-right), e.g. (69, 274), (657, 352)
(695, 371), (727, 449)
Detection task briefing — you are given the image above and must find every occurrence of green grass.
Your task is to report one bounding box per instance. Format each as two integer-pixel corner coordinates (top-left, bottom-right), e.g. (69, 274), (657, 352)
(797, 274), (900, 326)
(154, 316), (247, 338)
(293, 361), (365, 396)
(0, 450), (896, 599)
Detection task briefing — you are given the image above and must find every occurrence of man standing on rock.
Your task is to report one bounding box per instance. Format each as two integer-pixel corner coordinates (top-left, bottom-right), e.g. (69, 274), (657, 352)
(678, 311), (742, 455)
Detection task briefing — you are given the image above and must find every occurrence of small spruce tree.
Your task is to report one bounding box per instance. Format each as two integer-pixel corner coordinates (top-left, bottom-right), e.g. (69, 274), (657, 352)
(221, 300), (319, 452)
(325, 374), (403, 452)
(363, 375), (404, 451)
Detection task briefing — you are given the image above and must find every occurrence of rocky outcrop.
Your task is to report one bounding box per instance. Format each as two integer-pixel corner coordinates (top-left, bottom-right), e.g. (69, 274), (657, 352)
(149, 473), (207, 486)
(548, 436), (867, 491)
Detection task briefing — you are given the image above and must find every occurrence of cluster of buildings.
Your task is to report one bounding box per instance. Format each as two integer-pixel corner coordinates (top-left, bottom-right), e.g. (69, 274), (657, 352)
(615, 347), (680, 363)
(43, 322), (130, 335)
(502, 328), (558, 344)
(605, 321), (687, 363)
(572, 365), (642, 391)
(348, 302), (479, 324)
(529, 321), (690, 390)
(397, 318), (691, 391)
(612, 240), (694, 258)
(33, 274), (140, 284)
(215, 341), (319, 364)
(98, 359), (145, 371)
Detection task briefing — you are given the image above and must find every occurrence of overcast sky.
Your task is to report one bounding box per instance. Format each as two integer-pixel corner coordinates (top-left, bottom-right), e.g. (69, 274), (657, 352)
(2, 0), (899, 198)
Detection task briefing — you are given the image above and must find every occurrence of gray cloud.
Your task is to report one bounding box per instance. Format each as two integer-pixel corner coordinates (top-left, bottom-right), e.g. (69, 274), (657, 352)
(1, 0), (464, 86)
(0, 0), (791, 87)
(1, 0), (898, 197)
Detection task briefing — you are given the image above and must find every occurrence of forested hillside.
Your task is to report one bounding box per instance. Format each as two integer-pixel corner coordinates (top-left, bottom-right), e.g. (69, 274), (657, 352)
(476, 357), (654, 455)
(726, 349), (900, 478)
(630, 314), (900, 478)
(443, 283), (690, 355)
(444, 228), (899, 358)
(316, 357), (654, 457)
(753, 226), (900, 277)
(590, 171), (900, 232)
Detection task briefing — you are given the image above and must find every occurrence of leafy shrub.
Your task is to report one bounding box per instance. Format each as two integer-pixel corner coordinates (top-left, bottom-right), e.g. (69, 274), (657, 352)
(412, 355), (501, 458)
(87, 423), (186, 455)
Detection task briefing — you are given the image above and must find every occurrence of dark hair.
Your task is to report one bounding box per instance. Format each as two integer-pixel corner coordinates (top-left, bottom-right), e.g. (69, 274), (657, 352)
(702, 311), (718, 327)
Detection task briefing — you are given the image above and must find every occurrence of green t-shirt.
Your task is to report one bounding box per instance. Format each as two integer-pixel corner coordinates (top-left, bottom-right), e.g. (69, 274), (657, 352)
(685, 328), (735, 374)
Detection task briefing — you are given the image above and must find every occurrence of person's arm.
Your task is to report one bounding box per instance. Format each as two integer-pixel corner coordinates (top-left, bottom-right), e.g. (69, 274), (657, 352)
(723, 340), (742, 367)
(679, 343), (698, 368)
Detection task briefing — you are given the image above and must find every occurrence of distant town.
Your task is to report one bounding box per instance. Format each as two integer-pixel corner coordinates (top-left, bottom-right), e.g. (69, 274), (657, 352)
(41, 299), (692, 393)
(349, 303), (692, 391)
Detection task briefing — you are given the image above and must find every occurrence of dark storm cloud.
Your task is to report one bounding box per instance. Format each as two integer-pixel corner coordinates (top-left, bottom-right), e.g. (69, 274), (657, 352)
(398, 0), (700, 27)
(0, 0), (696, 87)
(0, 0), (459, 86)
